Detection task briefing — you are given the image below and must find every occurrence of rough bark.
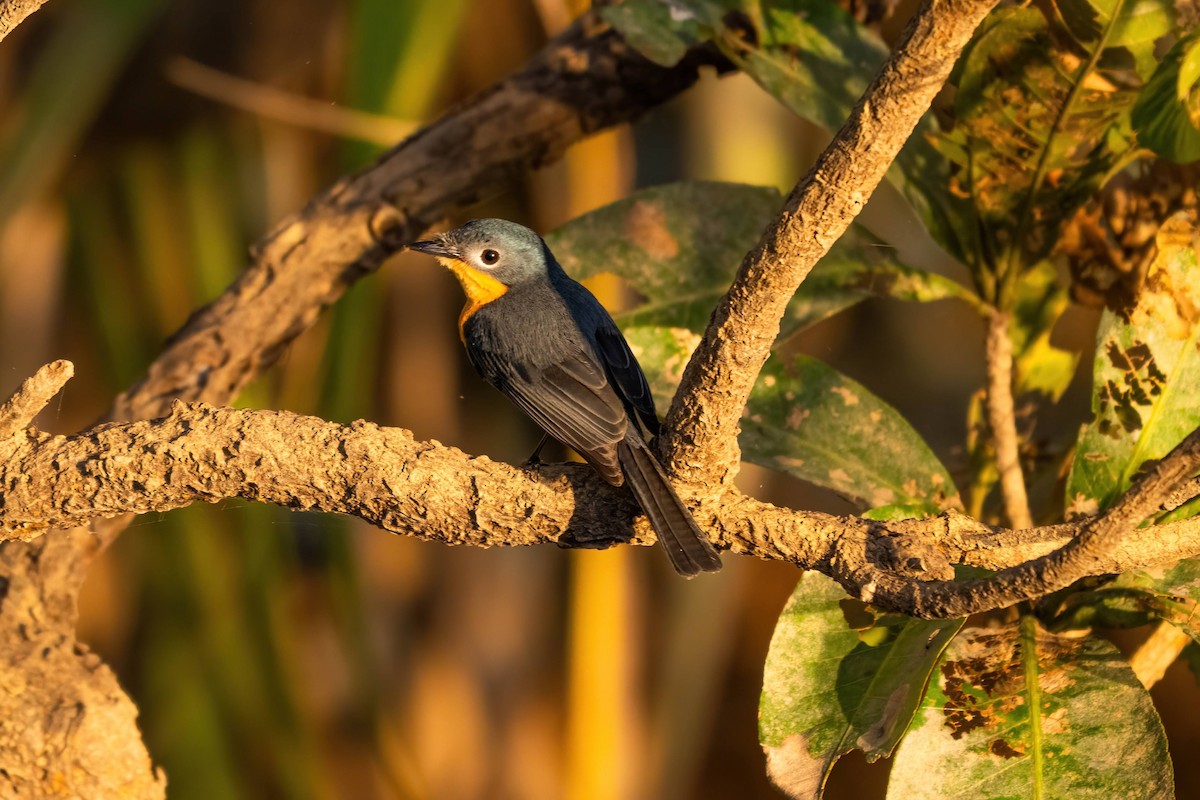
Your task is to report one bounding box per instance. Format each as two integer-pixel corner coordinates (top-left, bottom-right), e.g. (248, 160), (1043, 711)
(3, 374), (1200, 622)
(0, 0), (50, 44)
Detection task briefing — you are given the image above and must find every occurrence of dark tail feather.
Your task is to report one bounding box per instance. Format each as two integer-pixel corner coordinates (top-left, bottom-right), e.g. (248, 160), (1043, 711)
(617, 432), (722, 577)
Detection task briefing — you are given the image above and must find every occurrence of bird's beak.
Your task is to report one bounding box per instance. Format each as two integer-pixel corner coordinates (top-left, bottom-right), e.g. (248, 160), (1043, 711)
(408, 237), (458, 259)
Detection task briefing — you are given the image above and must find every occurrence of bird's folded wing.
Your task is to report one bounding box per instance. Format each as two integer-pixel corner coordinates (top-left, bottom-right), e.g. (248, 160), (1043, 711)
(475, 347), (627, 484)
(592, 322), (661, 437)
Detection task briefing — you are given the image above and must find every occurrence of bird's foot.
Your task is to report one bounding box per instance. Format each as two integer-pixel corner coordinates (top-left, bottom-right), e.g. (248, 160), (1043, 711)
(520, 453), (544, 481)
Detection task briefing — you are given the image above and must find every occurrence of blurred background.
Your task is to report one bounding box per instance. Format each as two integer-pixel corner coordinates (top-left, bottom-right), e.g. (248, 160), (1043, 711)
(1, 0), (1198, 798)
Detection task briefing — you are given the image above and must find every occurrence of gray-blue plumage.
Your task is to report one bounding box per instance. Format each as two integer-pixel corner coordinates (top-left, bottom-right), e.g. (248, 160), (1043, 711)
(409, 219), (721, 576)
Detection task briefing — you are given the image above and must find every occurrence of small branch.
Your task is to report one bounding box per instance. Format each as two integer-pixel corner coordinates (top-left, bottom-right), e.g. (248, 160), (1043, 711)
(0, 0), (50, 44)
(661, 0), (1001, 492)
(166, 57), (419, 146)
(985, 311), (1034, 530)
(1129, 622), (1192, 690)
(842, 427), (1200, 618)
(0, 359), (72, 438)
(1158, 477), (1200, 516)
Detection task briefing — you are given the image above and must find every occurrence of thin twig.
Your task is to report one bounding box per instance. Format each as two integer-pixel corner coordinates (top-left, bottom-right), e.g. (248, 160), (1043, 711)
(661, 0), (1002, 493)
(166, 57), (419, 146)
(985, 311), (1034, 530)
(840, 426), (1200, 618)
(0, 359), (72, 438)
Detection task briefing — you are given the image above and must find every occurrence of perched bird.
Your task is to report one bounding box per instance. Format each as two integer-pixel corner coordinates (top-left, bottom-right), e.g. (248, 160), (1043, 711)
(409, 219), (722, 576)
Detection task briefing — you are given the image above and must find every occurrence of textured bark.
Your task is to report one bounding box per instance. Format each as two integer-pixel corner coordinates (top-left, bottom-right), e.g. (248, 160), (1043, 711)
(4, 379), (1200, 621)
(0, 14), (726, 796)
(0, 0), (51, 43)
(662, 0), (1002, 492)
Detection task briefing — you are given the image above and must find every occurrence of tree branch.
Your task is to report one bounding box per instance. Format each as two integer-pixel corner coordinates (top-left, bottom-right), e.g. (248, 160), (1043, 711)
(985, 312), (1034, 530)
(7, 365), (1200, 619)
(0, 0), (50, 44)
(661, 0), (1001, 492)
(838, 427), (1200, 617)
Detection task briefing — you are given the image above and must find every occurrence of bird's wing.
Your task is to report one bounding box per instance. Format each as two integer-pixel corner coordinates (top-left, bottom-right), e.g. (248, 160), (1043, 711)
(592, 321), (661, 437)
(472, 346), (627, 484)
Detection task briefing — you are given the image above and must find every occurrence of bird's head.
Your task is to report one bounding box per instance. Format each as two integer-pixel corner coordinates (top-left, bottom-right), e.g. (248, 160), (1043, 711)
(408, 219), (550, 307)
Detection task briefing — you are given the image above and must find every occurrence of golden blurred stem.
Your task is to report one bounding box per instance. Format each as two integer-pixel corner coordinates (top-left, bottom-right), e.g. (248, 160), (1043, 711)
(567, 551), (638, 800)
(565, 128), (640, 800)
(1129, 622), (1191, 690)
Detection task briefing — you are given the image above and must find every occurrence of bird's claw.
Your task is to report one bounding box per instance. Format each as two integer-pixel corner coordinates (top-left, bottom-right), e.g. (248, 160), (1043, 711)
(520, 454), (543, 481)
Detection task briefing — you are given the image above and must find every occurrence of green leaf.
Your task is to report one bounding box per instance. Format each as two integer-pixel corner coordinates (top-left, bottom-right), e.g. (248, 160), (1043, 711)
(1132, 32), (1200, 164)
(760, 572), (963, 800)
(598, 0), (709, 66)
(1012, 260), (1080, 401)
(625, 327), (961, 510)
(743, 352), (960, 510)
(939, 5), (1144, 301)
(601, 0), (974, 271)
(1059, 0), (1176, 79)
(547, 181), (978, 338)
(888, 617), (1174, 800)
(1066, 215), (1200, 517)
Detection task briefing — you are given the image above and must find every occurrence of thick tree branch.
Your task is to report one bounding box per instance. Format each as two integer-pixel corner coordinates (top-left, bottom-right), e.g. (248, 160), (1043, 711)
(0, 0), (50, 43)
(7, 368), (1200, 618)
(661, 0), (1001, 491)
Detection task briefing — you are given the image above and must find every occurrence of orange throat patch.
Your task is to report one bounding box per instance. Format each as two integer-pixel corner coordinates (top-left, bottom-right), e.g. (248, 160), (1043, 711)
(438, 257), (509, 339)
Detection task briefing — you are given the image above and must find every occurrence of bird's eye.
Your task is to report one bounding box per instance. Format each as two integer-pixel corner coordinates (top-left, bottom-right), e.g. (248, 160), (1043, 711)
(480, 249), (500, 266)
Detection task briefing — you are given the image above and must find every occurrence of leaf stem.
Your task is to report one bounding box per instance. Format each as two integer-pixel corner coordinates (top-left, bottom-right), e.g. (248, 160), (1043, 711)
(1020, 614), (1045, 800)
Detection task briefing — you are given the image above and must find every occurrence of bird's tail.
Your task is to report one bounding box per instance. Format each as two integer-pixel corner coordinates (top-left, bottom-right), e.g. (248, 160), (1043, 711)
(617, 431), (722, 577)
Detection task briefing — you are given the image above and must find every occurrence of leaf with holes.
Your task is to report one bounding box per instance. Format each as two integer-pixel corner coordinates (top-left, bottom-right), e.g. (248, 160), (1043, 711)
(887, 618), (1173, 800)
(936, 4), (1151, 299)
(760, 572), (963, 800)
(1066, 215), (1200, 517)
(625, 327), (960, 510)
(548, 181), (976, 339)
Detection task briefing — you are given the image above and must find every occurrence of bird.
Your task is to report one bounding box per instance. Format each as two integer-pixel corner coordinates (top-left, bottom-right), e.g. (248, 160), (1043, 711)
(408, 219), (722, 577)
